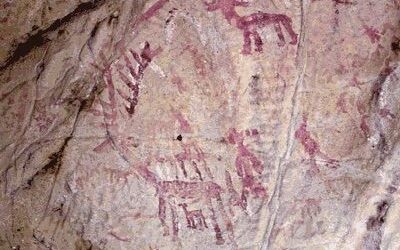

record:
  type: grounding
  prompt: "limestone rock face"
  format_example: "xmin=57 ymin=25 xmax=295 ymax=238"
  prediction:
xmin=0 ymin=0 xmax=400 ymax=249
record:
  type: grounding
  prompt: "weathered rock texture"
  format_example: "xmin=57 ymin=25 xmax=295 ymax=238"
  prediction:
xmin=1 ymin=0 xmax=400 ymax=249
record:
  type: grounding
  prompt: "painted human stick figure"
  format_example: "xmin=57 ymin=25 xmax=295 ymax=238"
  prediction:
xmin=227 ymin=128 xmax=267 ymax=207
xmin=204 ymin=0 xmax=298 ymax=54
xmin=179 ymin=203 xmax=208 ymax=230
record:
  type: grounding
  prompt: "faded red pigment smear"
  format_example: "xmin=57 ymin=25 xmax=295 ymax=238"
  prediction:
xmin=136 ymin=163 xmax=233 ymax=245
xmin=379 ymin=108 xmax=395 ymax=119
xmin=225 ymin=170 xmax=246 ymax=210
xmin=184 ymin=45 xmax=209 ymax=77
xmin=349 ymin=75 xmax=364 ymax=89
xmin=90 ymin=60 xmax=120 ymax=152
xmin=289 ymin=199 xmax=324 ymax=238
xmin=336 ymin=92 xmax=348 ymax=113
xmin=294 ymin=117 xmax=339 ymax=171
xmin=360 ymin=115 xmax=370 ymax=137
xmin=294 ymin=117 xmax=320 ymax=158
xmin=174 ymin=112 xmax=192 ymax=133
xmin=89 ymin=51 xmax=137 ymax=153
xmin=227 ymin=128 xmax=267 ymax=207
xmin=171 ymin=75 xmax=186 ymax=93
xmin=312 ymin=0 xmax=354 ymax=5
xmin=117 ymin=41 xmax=162 ymax=116
xmin=109 ymin=231 xmax=131 ymax=242
xmin=204 ymin=0 xmax=298 ymax=54
xmin=133 ymin=0 xmax=170 ymax=27
xmin=364 ymin=26 xmax=381 ymax=44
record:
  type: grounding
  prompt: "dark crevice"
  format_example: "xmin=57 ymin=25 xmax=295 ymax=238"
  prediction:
xmin=90 ymin=19 xmax=102 ymax=39
xmin=24 ymin=84 xmax=97 ymax=188
xmin=25 ymin=135 xmax=72 ymax=188
xmin=0 ymin=0 xmax=106 ymax=71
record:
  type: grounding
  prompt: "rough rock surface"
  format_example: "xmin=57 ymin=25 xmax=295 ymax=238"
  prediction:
xmin=0 ymin=0 xmax=400 ymax=249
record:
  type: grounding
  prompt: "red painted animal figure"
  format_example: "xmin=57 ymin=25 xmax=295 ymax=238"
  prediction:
xmin=204 ymin=0 xmax=298 ymax=54
xmin=227 ymin=128 xmax=267 ymax=207
xmin=179 ymin=203 xmax=208 ymax=230
xmin=137 ymin=163 xmax=234 ymax=245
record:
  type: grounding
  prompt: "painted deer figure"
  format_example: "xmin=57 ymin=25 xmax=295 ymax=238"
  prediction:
xmin=179 ymin=203 xmax=208 ymax=230
xmin=204 ymin=0 xmax=298 ymax=54
xmin=137 ymin=163 xmax=234 ymax=245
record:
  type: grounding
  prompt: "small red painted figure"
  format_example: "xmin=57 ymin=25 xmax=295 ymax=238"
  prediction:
xmin=294 ymin=116 xmax=338 ymax=173
xmin=179 ymin=203 xmax=208 ymax=230
xmin=204 ymin=0 xmax=298 ymax=54
xmin=227 ymin=128 xmax=267 ymax=208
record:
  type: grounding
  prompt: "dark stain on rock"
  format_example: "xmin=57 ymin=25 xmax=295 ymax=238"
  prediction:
xmin=0 ymin=0 xmax=106 ymax=71
xmin=370 ymin=67 xmax=393 ymax=106
xmin=75 ymin=238 xmax=94 ymax=250
xmin=363 ymin=200 xmax=390 ymax=249
xmin=25 ymin=136 xmax=72 ymax=187
xmin=391 ymin=37 xmax=400 ymax=54
xmin=366 ymin=200 xmax=389 ymax=231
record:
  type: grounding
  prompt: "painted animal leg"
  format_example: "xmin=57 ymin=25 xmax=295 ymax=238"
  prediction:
xmin=171 ymin=206 xmax=179 ymax=240
xmin=242 ymin=29 xmax=252 ymax=54
xmin=274 ymin=23 xmax=286 ymax=47
xmin=158 ymin=197 xmax=169 ymax=236
xmin=208 ymin=203 xmax=225 ymax=245
xmin=280 ymin=19 xmax=298 ymax=45
xmin=191 ymin=161 xmax=203 ymax=181
xmin=215 ymin=194 xmax=236 ymax=246
xmin=200 ymin=211 xmax=208 ymax=229
xmin=252 ymin=31 xmax=264 ymax=52
xmin=188 ymin=215 xmax=196 ymax=229
xmin=178 ymin=160 xmax=188 ymax=178
xmin=194 ymin=146 xmax=213 ymax=179
xmin=185 ymin=214 xmax=193 ymax=228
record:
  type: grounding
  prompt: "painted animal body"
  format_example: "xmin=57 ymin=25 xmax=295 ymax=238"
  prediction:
xmin=204 ymin=0 xmax=298 ymax=54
